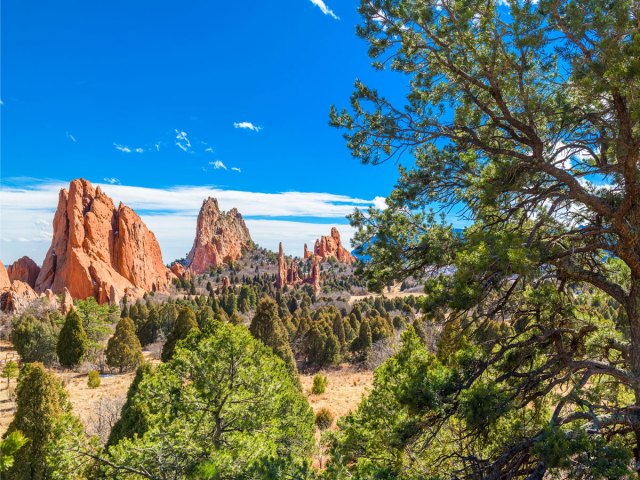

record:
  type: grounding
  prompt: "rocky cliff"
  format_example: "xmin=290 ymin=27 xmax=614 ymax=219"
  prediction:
xmin=186 ymin=198 xmax=252 ymax=275
xmin=7 ymin=256 xmax=40 ymax=288
xmin=312 ymin=227 xmax=355 ymax=264
xmin=34 ymin=178 xmax=172 ymax=304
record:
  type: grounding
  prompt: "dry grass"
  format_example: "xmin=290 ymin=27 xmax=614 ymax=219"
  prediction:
xmin=300 ymin=364 xmax=372 ymax=425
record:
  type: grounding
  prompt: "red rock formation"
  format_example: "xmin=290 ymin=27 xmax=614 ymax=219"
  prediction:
xmin=61 ymin=288 xmax=74 ymax=314
xmin=171 ymin=262 xmax=190 ymax=281
xmin=0 ymin=262 xmax=10 ymax=291
xmin=35 ymin=179 xmax=172 ymax=304
xmin=307 ymin=257 xmax=321 ymax=292
xmin=303 ymin=243 xmax=312 ymax=259
xmin=186 ymin=198 xmax=252 ymax=275
xmin=276 ymin=242 xmax=287 ymax=289
xmin=275 ymin=243 xmax=320 ymax=293
xmin=221 ymin=276 xmax=231 ymax=290
xmin=287 ymin=260 xmax=300 ymax=284
xmin=313 ymin=227 xmax=355 ymax=264
xmin=0 ymin=281 xmax=39 ymax=314
xmin=7 ymin=256 xmax=40 ymax=288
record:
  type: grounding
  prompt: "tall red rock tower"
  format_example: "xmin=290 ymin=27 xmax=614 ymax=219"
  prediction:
xmin=35 ymin=179 xmax=172 ymax=303
xmin=186 ymin=197 xmax=252 ymax=275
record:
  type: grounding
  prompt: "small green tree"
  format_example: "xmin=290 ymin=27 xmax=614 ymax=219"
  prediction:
xmin=311 ymin=374 xmax=327 ymax=395
xmin=2 ymin=361 xmax=19 ymax=390
xmin=4 ymin=363 xmax=86 ymax=479
xmin=106 ymin=317 xmax=143 ymax=373
xmin=87 ymin=370 xmax=101 ymax=389
xmin=350 ymin=320 xmax=372 ymax=361
xmin=56 ymin=309 xmax=88 ymax=368
xmin=315 ymin=408 xmax=334 ymax=431
xmin=160 ymin=307 xmax=198 ymax=362
xmin=250 ymin=297 xmax=298 ymax=382
xmin=11 ymin=315 xmax=59 ymax=365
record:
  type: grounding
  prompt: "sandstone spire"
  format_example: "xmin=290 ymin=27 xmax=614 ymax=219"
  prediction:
xmin=312 ymin=227 xmax=355 ymax=264
xmin=186 ymin=197 xmax=252 ymax=275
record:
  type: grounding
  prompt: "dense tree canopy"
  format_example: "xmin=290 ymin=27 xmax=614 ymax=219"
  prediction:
xmin=331 ymin=0 xmax=640 ymax=477
xmin=102 ymin=321 xmax=314 ymax=479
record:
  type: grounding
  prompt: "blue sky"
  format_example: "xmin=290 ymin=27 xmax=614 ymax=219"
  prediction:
xmin=1 ymin=0 xmax=411 ymax=264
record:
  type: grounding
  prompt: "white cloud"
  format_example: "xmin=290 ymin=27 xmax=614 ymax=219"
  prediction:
xmin=309 ymin=0 xmax=339 ymax=19
xmin=210 ymin=160 xmax=227 ymax=170
xmin=205 ymin=147 xmax=214 ymax=153
xmin=114 ymin=143 xmax=132 ymax=153
xmin=66 ymin=132 xmax=77 ymax=143
xmin=175 ymin=130 xmax=191 ymax=152
xmin=231 ymin=167 xmax=242 ymax=173
xmin=135 ymin=147 xmax=144 ymax=153
xmin=0 ymin=180 xmax=379 ymax=264
xmin=154 ymin=143 xmax=161 ymax=152
xmin=103 ymin=177 xmax=120 ymax=185
xmin=233 ymin=121 xmax=262 ymax=132
xmin=372 ymin=196 xmax=388 ymax=210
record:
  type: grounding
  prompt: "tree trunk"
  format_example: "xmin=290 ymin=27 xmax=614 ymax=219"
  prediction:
xmin=628 ymin=275 xmax=640 ymax=471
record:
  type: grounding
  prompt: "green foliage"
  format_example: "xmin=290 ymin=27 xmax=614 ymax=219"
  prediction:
xmin=315 ymin=408 xmax=334 ymax=431
xmin=106 ymin=317 xmax=143 ymax=373
xmin=5 ymin=363 xmax=86 ymax=479
xmin=107 ymin=362 xmax=154 ymax=447
xmin=350 ymin=320 xmax=372 ymax=360
xmin=74 ymin=297 xmax=118 ymax=361
xmin=87 ymin=370 xmax=101 ymax=389
xmin=56 ymin=309 xmax=88 ymax=368
xmin=11 ymin=314 xmax=60 ymax=365
xmin=103 ymin=321 xmax=314 ymax=478
xmin=312 ymin=374 xmax=327 ymax=395
xmin=160 ymin=307 xmax=198 ymax=362
xmin=2 ymin=361 xmax=19 ymax=389
xmin=250 ymin=297 xmax=299 ymax=381
xmin=0 ymin=431 xmax=27 ymax=473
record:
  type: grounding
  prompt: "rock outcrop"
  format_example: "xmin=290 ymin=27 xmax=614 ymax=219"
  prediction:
xmin=186 ymin=198 xmax=252 ymax=275
xmin=303 ymin=243 xmax=312 ymax=259
xmin=7 ymin=256 xmax=40 ymax=288
xmin=276 ymin=243 xmax=320 ymax=292
xmin=171 ymin=262 xmax=190 ymax=281
xmin=312 ymin=227 xmax=355 ymax=264
xmin=0 ymin=262 xmax=10 ymax=291
xmin=34 ymin=178 xmax=172 ymax=304
xmin=0 ymin=280 xmax=39 ymax=314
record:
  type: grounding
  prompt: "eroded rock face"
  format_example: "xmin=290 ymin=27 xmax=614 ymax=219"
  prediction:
xmin=313 ymin=227 xmax=355 ymax=264
xmin=0 ymin=262 xmax=10 ymax=291
xmin=7 ymin=256 xmax=40 ymax=288
xmin=303 ymin=243 xmax=312 ymax=259
xmin=34 ymin=179 xmax=172 ymax=304
xmin=186 ymin=198 xmax=252 ymax=275
xmin=171 ymin=262 xmax=191 ymax=281
xmin=0 ymin=281 xmax=39 ymax=314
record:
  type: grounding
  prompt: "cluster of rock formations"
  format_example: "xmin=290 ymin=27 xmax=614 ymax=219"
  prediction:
xmin=0 ymin=260 xmax=73 ymax=315
xmin=305 ymin=227 xmax=355 ymax=264
xmin=184 ymin=198 xmax=252 ymax=275
xmin=276 ymin=243 xmax=320 ymax=292
xmin=1 ymin=178 xmax=357 ymax=313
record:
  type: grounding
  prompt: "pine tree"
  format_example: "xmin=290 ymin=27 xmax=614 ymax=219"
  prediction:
xmin=351 ymin=319 xmax=372 ymax=360
xmin=107 ymin=362 xmax=153 ymax=447
xmin=249 ymin=297 xmax=298 ymax=381
xmin=106 ymin=317 xmax=143 ymax=373
xmin=56 ymin=309 xmax=88 ymax=368
xmin=4 ymin=363 xmax=75 ymax=479
xmin=161 ymin=307 xmax=198 ymax=362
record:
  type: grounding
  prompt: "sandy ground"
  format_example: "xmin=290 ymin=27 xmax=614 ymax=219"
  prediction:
xmin=0 ymin=341 xmax=373 ymax=443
